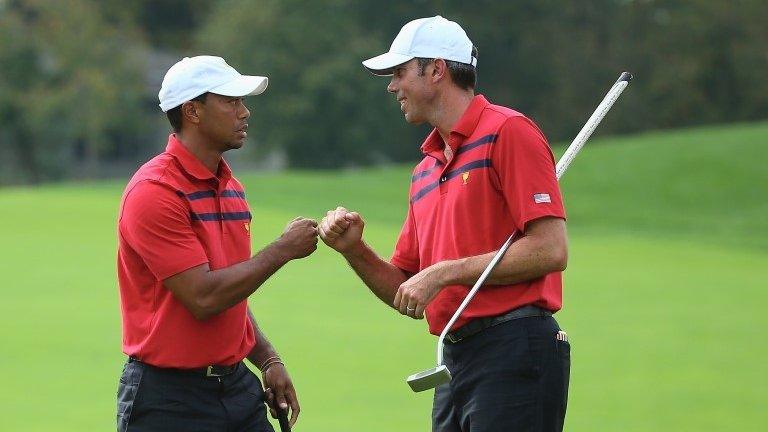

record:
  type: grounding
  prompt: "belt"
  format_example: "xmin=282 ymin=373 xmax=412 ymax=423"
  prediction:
xmin=128 ymin=357 xmax=240 ymax=377
xmin=445 ymin=305 xmax=552 ymax=344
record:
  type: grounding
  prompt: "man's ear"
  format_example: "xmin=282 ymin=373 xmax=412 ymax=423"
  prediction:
xmin=182 ymin=101 xmax=202 ymax=126
xmin=432 ymin=58 xmax=448 ymax=83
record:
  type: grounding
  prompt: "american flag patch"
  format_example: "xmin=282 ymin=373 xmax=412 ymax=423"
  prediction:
xmin=533 ymin=193 xmax=551 ymax=204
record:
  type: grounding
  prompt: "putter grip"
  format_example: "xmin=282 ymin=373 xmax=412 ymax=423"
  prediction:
xmin=277 ymin=407 xmax=291 ymax=432
xmin=617 ymin=71 xmax=633 ymax=82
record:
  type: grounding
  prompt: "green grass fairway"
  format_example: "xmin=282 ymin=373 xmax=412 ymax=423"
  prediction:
xmin=0 ymin=121 xmax=766 ymax=431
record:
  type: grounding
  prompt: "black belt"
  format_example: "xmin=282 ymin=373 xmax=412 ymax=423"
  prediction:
xmin=445 ymin=305 xmax=552 ymax=344
xmin=128 ymin=357 xmax=240 ymax=377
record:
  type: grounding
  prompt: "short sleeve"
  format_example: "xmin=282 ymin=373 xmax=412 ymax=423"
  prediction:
xmin=119 ymin=181 xmax=209 ymax=280
xmin=493 ymin=116 xmax=566 ymax=231
xmin=390 ymin=203 xmax=420 ymax=274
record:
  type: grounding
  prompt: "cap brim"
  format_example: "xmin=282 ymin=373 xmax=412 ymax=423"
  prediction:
xmin=210 ymin=75 xmax=269 ymax=97
xmin=362 ymin=52 xmax=413 ymax=76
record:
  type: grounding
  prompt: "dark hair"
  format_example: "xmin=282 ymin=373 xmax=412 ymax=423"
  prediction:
xmin=417 ymin=46 xmax=478 ymax=90
xmin=166 ymin=93 xmax=208 ymax=133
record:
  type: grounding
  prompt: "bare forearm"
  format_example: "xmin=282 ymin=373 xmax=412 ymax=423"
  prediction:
xmin=443 ymin=234 xmax=567 ymax=287
xmin=246 ymin=309 xmax=280 ymax=368
xmin=165 ymin=218 xmax=318 ymax=321
xmin=193 ymin=241 xmax=290 ymax=319
xmin=342 ymin=241 xmax=409 ymax=307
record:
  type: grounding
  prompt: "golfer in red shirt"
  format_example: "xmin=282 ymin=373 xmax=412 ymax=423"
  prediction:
xmin=117 ymin=56 xmax=317 ymax=432
xmin=320 ymin=17 xmax=570 ymax=431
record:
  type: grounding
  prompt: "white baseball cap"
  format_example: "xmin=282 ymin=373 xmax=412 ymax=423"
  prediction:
xmin=158 ymin=55 xmax=268 ymax=112
xmin=362 ymin=16 xmax=476 ymax=76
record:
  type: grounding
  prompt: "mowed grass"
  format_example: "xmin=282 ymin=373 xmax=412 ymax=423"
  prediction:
xmin=0 ymin=121 xmax=766 ymax=431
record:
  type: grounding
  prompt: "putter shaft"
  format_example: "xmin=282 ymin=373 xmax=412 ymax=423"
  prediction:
xmin=407 ymin=71 xmax=633 ymax=393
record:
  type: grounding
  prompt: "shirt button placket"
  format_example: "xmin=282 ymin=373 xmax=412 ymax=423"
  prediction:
xmin=214 ymin=190 xmax=224 ymax=227
xmin=438 ymin=174 xmax=448 ymax=196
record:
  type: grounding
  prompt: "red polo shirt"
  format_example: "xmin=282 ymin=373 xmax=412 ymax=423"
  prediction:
xmin=391 ymin=95 xmax=566 ymax=336
xmin=117 ymin=134 xmax=255 ymax=368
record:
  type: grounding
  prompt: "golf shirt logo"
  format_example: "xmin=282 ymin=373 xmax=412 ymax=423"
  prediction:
xmin=461 ymin=172 xmax=470 ymax=185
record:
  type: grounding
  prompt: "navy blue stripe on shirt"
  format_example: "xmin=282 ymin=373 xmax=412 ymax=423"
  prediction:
xmin=220 ymin=190 xmax=246 ymax=198
xmin=410 ymin=158 xmax=492 ymax=203
xmin=412 ymin=159 xmax=444 ymax=183
xmin=186 ymin=190 xmax=216 ymax=200
xmin=190 ymin=211 xmax=252 ymax=222
xmin=413 ymin=135 xmax=495 ymax=184
xmin=444 ymin=158 xmax=493 ymax=181
xmin=455 ymin=134 xmax=498 ymax=157
xmin=410 ymin=181 xmax=441 ymax=203
xmin=181 ymin=189 xmax=246 ymax=200
xmin=412 ymin=167 xmax=437 ymax=183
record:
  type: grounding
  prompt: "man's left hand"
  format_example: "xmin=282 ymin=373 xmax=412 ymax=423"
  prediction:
xmin=263 ymin=363 xmax=300 ymax=427
xmin=393 ymin=262 xmax=450 ymax=319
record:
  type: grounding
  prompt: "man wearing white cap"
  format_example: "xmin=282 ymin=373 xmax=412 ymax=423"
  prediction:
xmin=320 ymin=17 xmax=570 ymax=431
xmin=116 ymin=56 xmax=316 ymax=431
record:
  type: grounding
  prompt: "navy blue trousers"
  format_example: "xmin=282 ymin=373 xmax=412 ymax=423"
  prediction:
xmin=117 ymin=359 xmax=274 ymax=432
xmin=432 ymin=316 xmax=570 ymax=432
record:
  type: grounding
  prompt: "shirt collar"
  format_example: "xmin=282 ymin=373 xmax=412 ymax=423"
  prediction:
xmin=165 ymin=134 xmax=232 ymax=184
xmin=420 ymin=94 xmax=490 ymax=156
xmin=452 ymin=94 xmax=489 ymax=138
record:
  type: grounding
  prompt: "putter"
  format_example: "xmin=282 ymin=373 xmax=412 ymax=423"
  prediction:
xmin=406 ymin=71 xmax=633 ymax=392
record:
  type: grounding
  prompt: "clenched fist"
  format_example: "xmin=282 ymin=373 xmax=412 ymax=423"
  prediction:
xmin=318 ymin=206 xmax=365 ymax=254
xmin=275 ymin=217 xmax=318 ymax=260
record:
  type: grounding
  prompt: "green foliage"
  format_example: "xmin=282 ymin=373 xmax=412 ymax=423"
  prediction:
xmin=0 ymin=0 xmax=766 ymax=181
xmin=0 ymin=0 xmax=155 ymax=183
xmin=193 ymin=0 xmax=768 ymax=168
xmin=197 ymin=0 xmax=427 ymax=167
xmin=0 ymin=123 xmax=766 ymax=430
xmin=97 ymin=0 xmax=214 ymax=50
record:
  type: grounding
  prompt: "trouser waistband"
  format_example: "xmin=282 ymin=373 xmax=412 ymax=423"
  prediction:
xmin=445 ymin=305 xmax=552 ymax=344
xmin=128 ymin=357 xmax=240 ymax=377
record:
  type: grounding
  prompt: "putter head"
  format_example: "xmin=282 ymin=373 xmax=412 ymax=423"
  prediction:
xmin=406 ymin=365 xmax=452 ymax=392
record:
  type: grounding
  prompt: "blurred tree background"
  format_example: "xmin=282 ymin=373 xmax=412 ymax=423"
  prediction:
xmin=0 ymin=0 xmax=766 ymax=183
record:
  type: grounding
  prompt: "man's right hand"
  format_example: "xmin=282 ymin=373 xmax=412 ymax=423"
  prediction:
xmin=275 ymin=217 xmax=319 ymax=260
xmin=319 ymin=206 xmax=365 ymax=254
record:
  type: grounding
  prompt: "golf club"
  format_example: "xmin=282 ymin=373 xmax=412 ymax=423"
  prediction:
xmin=277 ymin=407 xmax=291 ymax=432
xmin=406 ymin=71 xmax=633 ymax=392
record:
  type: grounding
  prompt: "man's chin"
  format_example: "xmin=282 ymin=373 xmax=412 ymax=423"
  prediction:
xmin=404 ymin=113 xmax=425 ymax=125
xmin=225 ymin=140 xmax=245 ymax=151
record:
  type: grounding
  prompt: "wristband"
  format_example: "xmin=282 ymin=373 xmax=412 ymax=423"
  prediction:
xmin=260 ymin=355 xmax=284 ymax=372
